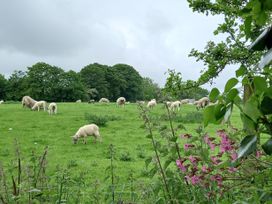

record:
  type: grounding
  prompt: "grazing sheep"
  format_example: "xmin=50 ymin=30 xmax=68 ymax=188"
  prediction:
xmin=32 ymin=101 xmax=47 ymax=111
xmin=0 ymin=100 xmax=4 ymax=104
xmin=72 ymin=124 xmax=101 ymax=144
xmin=166 ymin=101 xmax=172 ymax=108
xmin=170 ymin=101 xmax=181 ymax=111
xmin=99 ymin=98 xmax=110 ymax=103
xmin=76 ymin=99 xmax=82 ymax=103
xmin=181 ymin=99 xmax=189 ymax=104
xmin=116 ymin=97 xmax=126 ymax=107
xmin=137 ymin=100 xmax=145 ymax=105
xmin=195 ymin=97 xmax=209 ymax=110
xmin=48 ymin=102 xmax=57 ymax=115
xmin=88 ymin=99 xmax=95 ymax=103
xmin=147 ymin=99 xmax=157 ymax=108
xmin=22 ymin=96 xmax=37 ymax=109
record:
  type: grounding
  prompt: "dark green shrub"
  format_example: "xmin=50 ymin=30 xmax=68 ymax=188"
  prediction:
xmin=84 ymin=113 xmax=119 ymax=127
xmin=119 ymin=151 xmax=133 ymax=162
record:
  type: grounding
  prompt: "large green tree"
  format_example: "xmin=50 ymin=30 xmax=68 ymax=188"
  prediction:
xmin=112 ymin=64 xmax=143 ymax=101
xmin=0 ymin=74 xmax=7 ymax=100
xmin=6 ymin=70 xmax=27 ymax=101
xmin=80 ymin=63 xmax=110 ymax=100
xmin=142 ymin=77 xmax=161 ymax=100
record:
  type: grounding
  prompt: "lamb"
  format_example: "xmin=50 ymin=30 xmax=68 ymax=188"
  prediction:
xmin=32 ymin=101 xmax=47 ymax=111
xmin=99 ymin=98 xmax=110 ymax=103
xmin=180 ymin=99 xmax=189 ymax=104
xmin=48 ymin=102 xmax=57 ymax=115
xmin=0 ymin=100 xmax=4 ymax=104
xmin=116 ymin=97 xmax=126 ymax=107
xmin=147 ymin=99 xmax=157 ymax=108
xmin=22 ymin=96 xmax=37 ymax=109
xmin=71 ymin=124 xmax=101 ymax=144
xmin=76 ymin=99 xmax=82 ymax=103
xmin=170 ymin=101 xmax=181 ymax=111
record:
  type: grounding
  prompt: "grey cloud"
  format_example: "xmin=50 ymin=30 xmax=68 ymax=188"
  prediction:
xmin=0 ymin=0 xmax=226 ymax=89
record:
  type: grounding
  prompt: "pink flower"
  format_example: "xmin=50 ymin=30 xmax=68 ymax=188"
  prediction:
xmin=201 ymin=165 xmax=208 ymax=173
xmin=180 ymin=133 xmax=192 ymax=139
xmin=230 ymin=152 xmax=238 ymax=161
xmin=211 ymin=156 xmax=222 ymax=165
xmin=189 ymin=155 xmax=199 ymax=165
xmin=176 ymin=160 xmax=187 ymax=172
xmin=211 ymin=174 xmax=223 ymax=187
xmin=227 ymin=167 xmax=237 ymax=173
xmin=191 ymin=175 xmax=201 ymax=185
xmin=256 ymin=151 xmax=262 ymax=158
xmin=184 ymin=143 xmax=195 ymax=151
xmin=209 ymin=142 xmax=216 ymax=151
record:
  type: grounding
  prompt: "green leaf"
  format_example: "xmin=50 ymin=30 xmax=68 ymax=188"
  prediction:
xmin=262 ymin=138 xmax=272 ymax=155
xmin=243 ymin=96 xmax=261 ymax=122
xmin=203 ymin=105 xmax=216 ymax=127
xmin=240 ymin=113 xmax=257 ymax=134
xmin=224 ymin=105 xmax=233 ymax=123
xmin=260 ymin=96 xmax=272 ymax=115
xmin=145 ymin=157 xmax=152 ymax=168
xmin=236 ymin=65 xmax=247 ymax=77
xmin=244 ymin=17 xmax=252 ymax=38
xmin=253 ymin=76 xmax=267 ymax=93
xmin=226 ymin=88 xmax=239 ymax=102
xmin=237 ymin=135 xmax=257 ymax=159
xmin=209 ymin=88 xmax=220 ymax=102
xmin=214 ymin=104 xmax=226 ymax=122
xmin=224 ymin=78 xmax=239 ymax=93
xmin=163 ymin=158 xmax=172 ymax=170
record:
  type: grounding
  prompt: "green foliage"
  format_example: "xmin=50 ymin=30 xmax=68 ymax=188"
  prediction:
xmin=163 ymin=70 xmax=209 ymax=99
xmin=6 ymin=70 xmax=27 ymax=101
xmin=84 ymin=113 xmax=119 ymax=127
xmin=0 ymin=74 xmax=8 ymax=100
xmin=142 ymin=77 xmax=161 ymax=100
xmin=119 ymin=151 xmax=133 ymax=161
xmin=237 ymin=134 xmax=257 ymax=159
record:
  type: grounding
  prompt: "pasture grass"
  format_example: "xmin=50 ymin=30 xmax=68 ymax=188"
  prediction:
xmin=0 ymin=103 xmax=243 ymax=190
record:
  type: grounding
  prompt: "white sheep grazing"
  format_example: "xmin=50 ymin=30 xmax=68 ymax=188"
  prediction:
xmin=76 ymin=99 xmax=82 ymax=103
xmin=147 ymin=100 xmax=157 ymax=108
xmin=72 ymin=124 xmax=101 ymax=144
xmin=170 ymin=101 xmax=181 ymax=111
xmin=181 ymin=99 xmax=189 ymax=105
xmin=166 ymin=101 xmax=172 ymax=108
xmin=32 ymin=101 xmax=47 ymax=111
xmin=99 ymin=98 xmax=110 ymax=103
xmin=0 ymin=100 xmax=4 ymax=104
xmin=116 ymin=97 xmax=126 ymax=107
xmin=48 ymin=102 xmax=57 ymax=115
xmin=195 ymin=97 xmax=209 ymax=110
xmin=22 ymin=96 xmax=37 ymax=109
xmin=88 ymin=99 xmax=95 ymax=103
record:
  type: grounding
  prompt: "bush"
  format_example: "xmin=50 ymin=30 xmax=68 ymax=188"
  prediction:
xmin=84 ymin=113 xmax=119 ymax=127
xmin=119 ymin=151 xmax=133 ymax=161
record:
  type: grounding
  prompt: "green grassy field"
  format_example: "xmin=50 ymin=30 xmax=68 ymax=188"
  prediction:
xmin=0 ymin=103 xmax=243 ymax=192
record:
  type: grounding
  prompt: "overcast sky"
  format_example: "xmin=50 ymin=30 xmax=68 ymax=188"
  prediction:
xmin=0 ymin=0 xmax=237 ymax=90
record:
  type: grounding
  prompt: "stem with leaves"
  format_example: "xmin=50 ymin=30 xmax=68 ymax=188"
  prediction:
xmin=138 ymin=104 xmax=172 ymax=203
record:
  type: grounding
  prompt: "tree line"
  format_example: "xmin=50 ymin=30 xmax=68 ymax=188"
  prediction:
xmin=0 ymin=62 xmax=208 ymax=102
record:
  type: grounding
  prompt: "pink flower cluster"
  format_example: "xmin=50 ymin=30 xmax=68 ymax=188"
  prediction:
xmin=177 ymin=129 xmax=239 ymax=197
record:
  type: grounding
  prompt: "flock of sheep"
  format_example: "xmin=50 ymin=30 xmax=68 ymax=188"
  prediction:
xmin=1 ymin=95 xmax=210 ymax=145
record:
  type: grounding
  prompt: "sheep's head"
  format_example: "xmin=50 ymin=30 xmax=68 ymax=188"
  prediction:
xmin=71 ymin=135 xmax=78 ymax=144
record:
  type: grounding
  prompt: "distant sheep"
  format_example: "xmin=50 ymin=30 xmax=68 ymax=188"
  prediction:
xmin=32 ymin=101 xmax=47 ymax=111
xmin=48 ymin=102 xmax=57 ymax=115
xmin=116 ymin=97 xmax=126 ymax=107
xmin=72 ymin=124 xmax=101 ymax=144
xmin=88 ymin=99 xmax=95 ymax=103
xmin=181 ymin=99 xmax=189 ymax=104
xmin=195 ymin=97 xmax=209 ymax=110
xmin=170 ymin=101 xmax=181 ymax=111
xmin=0 ymin=100 xmax=4 ymax=104
xmin=76 ymin=99 xmax=82 ymax=103
xmin=137 ymin=100 xmax=145 ymax=105
xmin=166 ymin=101 xmax=172 ymax=108
xmin=147 ymin=99 xmax=157 ymax=108
xmin=99 ymin=98 xmax=110 ymax=103
xmin=22 ymin=96 xmax=37 ymax=109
